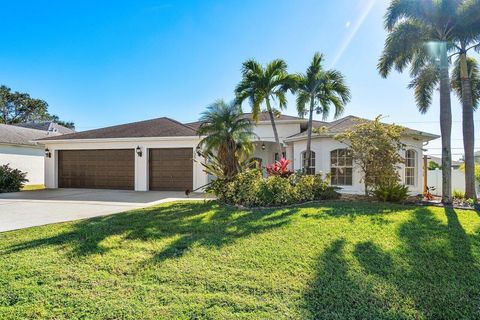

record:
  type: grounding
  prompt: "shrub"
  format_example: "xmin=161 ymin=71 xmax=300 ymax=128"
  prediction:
xmin=266 ymin=158 xmax=293 ymax=177
xmin=452 ymin=189 xmax=466 ymax=200
xmin=373 ymin=182 xmax=409 ymax=202
xmin=0 ymin=164 xmax=28 ymax=193
xmin=208 ymin=170 xmax=340 ymax=207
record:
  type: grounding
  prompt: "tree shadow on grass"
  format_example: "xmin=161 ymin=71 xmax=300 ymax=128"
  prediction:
xmin=3 ymin=201 xmax=299 ymax=262
xmin=304 ymin=239 xmax=402 ymax=319
xmin=351 ymin=207 xmax=480 ymax=319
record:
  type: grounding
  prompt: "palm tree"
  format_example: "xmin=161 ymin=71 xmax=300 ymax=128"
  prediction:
xmin=295 ymin=52 xmax=351 ymax=174
xmin=453 ymin=55 xmax=480 ymax=197
xmin=451 ymin=2 xmax=480 ymax=199
xmin=235 ymin=59 xmax=296 ymax=155
xmin=378 ymin=0 xmax=465 ymax=204
xmin=197 ymin=100 xmax=255 ymax=179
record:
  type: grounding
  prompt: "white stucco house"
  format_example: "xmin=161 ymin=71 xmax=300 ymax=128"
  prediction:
xmin=0 ymin=122 xmax=74 ymax=186
xmin=38 ymin=113 xmax=438 ymax=195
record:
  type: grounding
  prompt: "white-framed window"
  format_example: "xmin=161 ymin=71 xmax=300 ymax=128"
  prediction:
xmin=405 ymin=149 xmax=417 ymax=186
xmin=274 ymin=152 xmax=286 ymax=161
xmin=301 ymin=150 xmax=316 ymax=174
xmin=330 ymin=149 xmax=353 ymax=185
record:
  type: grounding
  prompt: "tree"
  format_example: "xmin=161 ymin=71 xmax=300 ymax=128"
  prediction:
xmin=0 ymin=85 xmax=74 ymax=128
xmin=295 ymin=52 xmax=351 ymax=174
xmin=428 ymin=160 xmax=442 ymax=170
xmin=335 ymin=116 xmax=405 ymax=196
xmin=197 ymin=100 xmax=255 ymax=179
xmin=235 ymin=59 xmax=296 ymax=155
xmin=377 ymin=0 xmax=470 ymax=204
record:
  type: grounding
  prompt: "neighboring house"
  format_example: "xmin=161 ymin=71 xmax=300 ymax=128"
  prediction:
xmin=427 ymin=155 xmax=462 ymax=170
xmin=0 ymin=123 xmax=72 ymax=186
xmin=38 ymin=113 xmax=438 ymax=195
xmin=15 ymin=121 xmax=75 ymax=135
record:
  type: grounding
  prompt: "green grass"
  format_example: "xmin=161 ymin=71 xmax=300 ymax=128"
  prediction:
xmin=21 ymin=184 xmax=45 ymax=191
xmin=0 ymin=201 xmax=479 ymax=319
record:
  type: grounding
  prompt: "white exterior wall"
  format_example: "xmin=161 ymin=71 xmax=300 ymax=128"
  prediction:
xmin=42 ymin=137 xmax=208 ymax=191
xmin=0 ymin=144 xmax=45 ymax=185
xmin=291 ymin=136 xmax=425 ymax=195
xmin=253 ymin=122 xmax=301 ymax=143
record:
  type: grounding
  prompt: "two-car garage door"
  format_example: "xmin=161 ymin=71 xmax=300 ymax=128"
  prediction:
xmin=57 ymin=148 xmax=193 ymax=191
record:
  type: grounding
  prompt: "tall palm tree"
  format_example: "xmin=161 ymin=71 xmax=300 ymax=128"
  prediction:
xmin=235 ymin=59 xmax=296 ymax=155
xmin=451 ymin=2 xmax=480 ymax=199
xmin=197 ymin=100 xmax=255 ymax=179
xmin=295 ymin=52 xmax=351 ymax=174
xmin=378 ymin=0 xmax=466 ymax=204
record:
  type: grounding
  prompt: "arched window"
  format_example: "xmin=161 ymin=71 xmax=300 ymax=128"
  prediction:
xmin=405 ymin=149 xmax=417 ymax=186
xmin=301 ymin=151 xmax=316 ymax=174
xmin=330 ymin=149 xmax=353 ymax=185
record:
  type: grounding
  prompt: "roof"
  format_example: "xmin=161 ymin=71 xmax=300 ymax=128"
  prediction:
xmin=184 ymin=112 xmax=328 ymax=130
xmin=427 ymin=155 xmax=462 ymax=167
xmin=15 ymin=122 xmax=75 ymax=134
xmin=0 ymin=124 xmax=59 ymax=146
xmin=285 ymin=115 xmax=439 ymax=141
xmin=39 ymin=117 xmax=198 ymax=141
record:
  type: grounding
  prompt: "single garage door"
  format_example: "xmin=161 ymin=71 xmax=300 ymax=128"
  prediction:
xmin=58 ymin=149 xmax=134 ymax=190
xmin=149 ymin=148 xmax=193 ymax=191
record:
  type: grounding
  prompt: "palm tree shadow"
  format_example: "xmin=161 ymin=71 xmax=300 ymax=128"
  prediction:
xmin=352 ymin=207 xmax=480 ymax=319
xmin=304 ymin=239 xmax=397 ymax=319
xmin=4 ymin=202 xmax=298 ymax=264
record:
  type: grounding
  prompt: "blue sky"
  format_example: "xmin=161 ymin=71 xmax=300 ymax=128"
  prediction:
xmin=1 ymin=0 xmax=478 ymax=159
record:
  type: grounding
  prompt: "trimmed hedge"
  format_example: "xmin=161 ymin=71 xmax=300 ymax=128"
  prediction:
xmin=208 ymin=169 xmax=340 ymax=207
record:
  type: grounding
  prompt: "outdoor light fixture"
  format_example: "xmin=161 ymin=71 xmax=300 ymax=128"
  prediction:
xmin=261 ymin=143 xmax=266 ymax=151
xmin=45 ymin=148 xmax=51 ymax=158
xmin=196 ymin=145 xmax=202 ymax=157
xmin=136 ymin=146 xmax=142 ymax=157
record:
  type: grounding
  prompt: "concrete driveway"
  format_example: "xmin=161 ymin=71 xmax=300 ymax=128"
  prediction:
xmin=0 ymin=189 xmax=209 ymax=233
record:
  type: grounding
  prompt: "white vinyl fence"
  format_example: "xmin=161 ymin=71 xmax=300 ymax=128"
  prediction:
xmin=426 ymin=169 xmax=477 ymax=196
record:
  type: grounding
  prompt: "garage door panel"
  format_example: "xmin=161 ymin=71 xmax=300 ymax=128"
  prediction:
xmin=149 ymin=148 xmax=193 ymax=191
xmin=58 ymin=149 xmax=134 ymax=190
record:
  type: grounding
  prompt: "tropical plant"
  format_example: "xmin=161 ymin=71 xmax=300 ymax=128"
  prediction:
xmin=197 ymin=100 xmax=255 ymax=179
xmin=235 ymin=59 xmax=296 ymax=155
xmin=377 ymin=0 xmax=467 ymax=203
xmin=0 ymin=164 xmax=28 ymax=193
xmin=373 ymin=181 xmax=409 ymax=202
xmin=266 ymin=158 xmax=293 ymax=177
xmin=295 ymin=52 xmax=351 ymax=174
xmin=335 ymin=116 xmax=405 ymax=195
xmin=428 ymin=160 xmax=441 ymax=170
xmin=452 ymin=53 xmax=480 ymax=199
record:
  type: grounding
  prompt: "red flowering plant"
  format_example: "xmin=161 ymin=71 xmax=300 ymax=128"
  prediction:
xmin=266 ymin=158 xmax=293 ymax=178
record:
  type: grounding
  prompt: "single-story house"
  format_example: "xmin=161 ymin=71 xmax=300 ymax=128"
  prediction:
xmin=38 ymin=113 xmax=438 ymax=195
xmin=0 ymin=122 xmax=73 ymax=186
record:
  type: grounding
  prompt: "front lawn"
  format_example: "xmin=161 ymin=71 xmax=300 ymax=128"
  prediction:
xmin=0 ymin=201 xmax=479 ymax=319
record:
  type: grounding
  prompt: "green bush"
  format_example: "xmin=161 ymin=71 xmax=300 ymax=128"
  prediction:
xmin=208 ymin=171 xmax=340 ymax=207
xmin=373 ymin=182 xmax=409 ymax=202
xmin=0 ymin=164 xmax=28 ymax=193
xmin=452 ymin=189 xmax=466 ymax=200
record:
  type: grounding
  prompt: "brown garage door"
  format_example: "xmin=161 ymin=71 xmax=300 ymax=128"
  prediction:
xmin=149 ymin=148 xmax=193 ymax=191
xmin=58 ymin=149 xmax=134 ymax=190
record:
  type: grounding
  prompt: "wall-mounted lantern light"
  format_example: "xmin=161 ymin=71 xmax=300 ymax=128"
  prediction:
xmin=196 ymin=145 xmax=202 ymax=157
xmin=45 ymin=148 xmax=51 ymax=158
xmin=136 ymin=146 xmax=142 ymax=157
xmin=261 ymin=143 xmax=266 ymax=151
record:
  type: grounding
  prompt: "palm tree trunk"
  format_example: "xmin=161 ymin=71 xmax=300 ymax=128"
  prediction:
xmin=439 ymin=41 xmax=453 ymax=204
xmin=265 ymin=97 xmax=283 ymax=156
xmin=459 ymin=51 xmax=476 ymax=200
xmin=304 ymin=96 xmax=315 ymax=174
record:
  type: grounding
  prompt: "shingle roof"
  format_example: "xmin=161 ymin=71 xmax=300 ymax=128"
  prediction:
xmin=0 ymin=124 xmax=58 ymax=146
xmin=15 ymin=122 xmax=75 ymax=134
xmin=39 ymin=117 xmax=198 ymax=141
xmin=286 ymin=115 xmax=439 ymax=141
